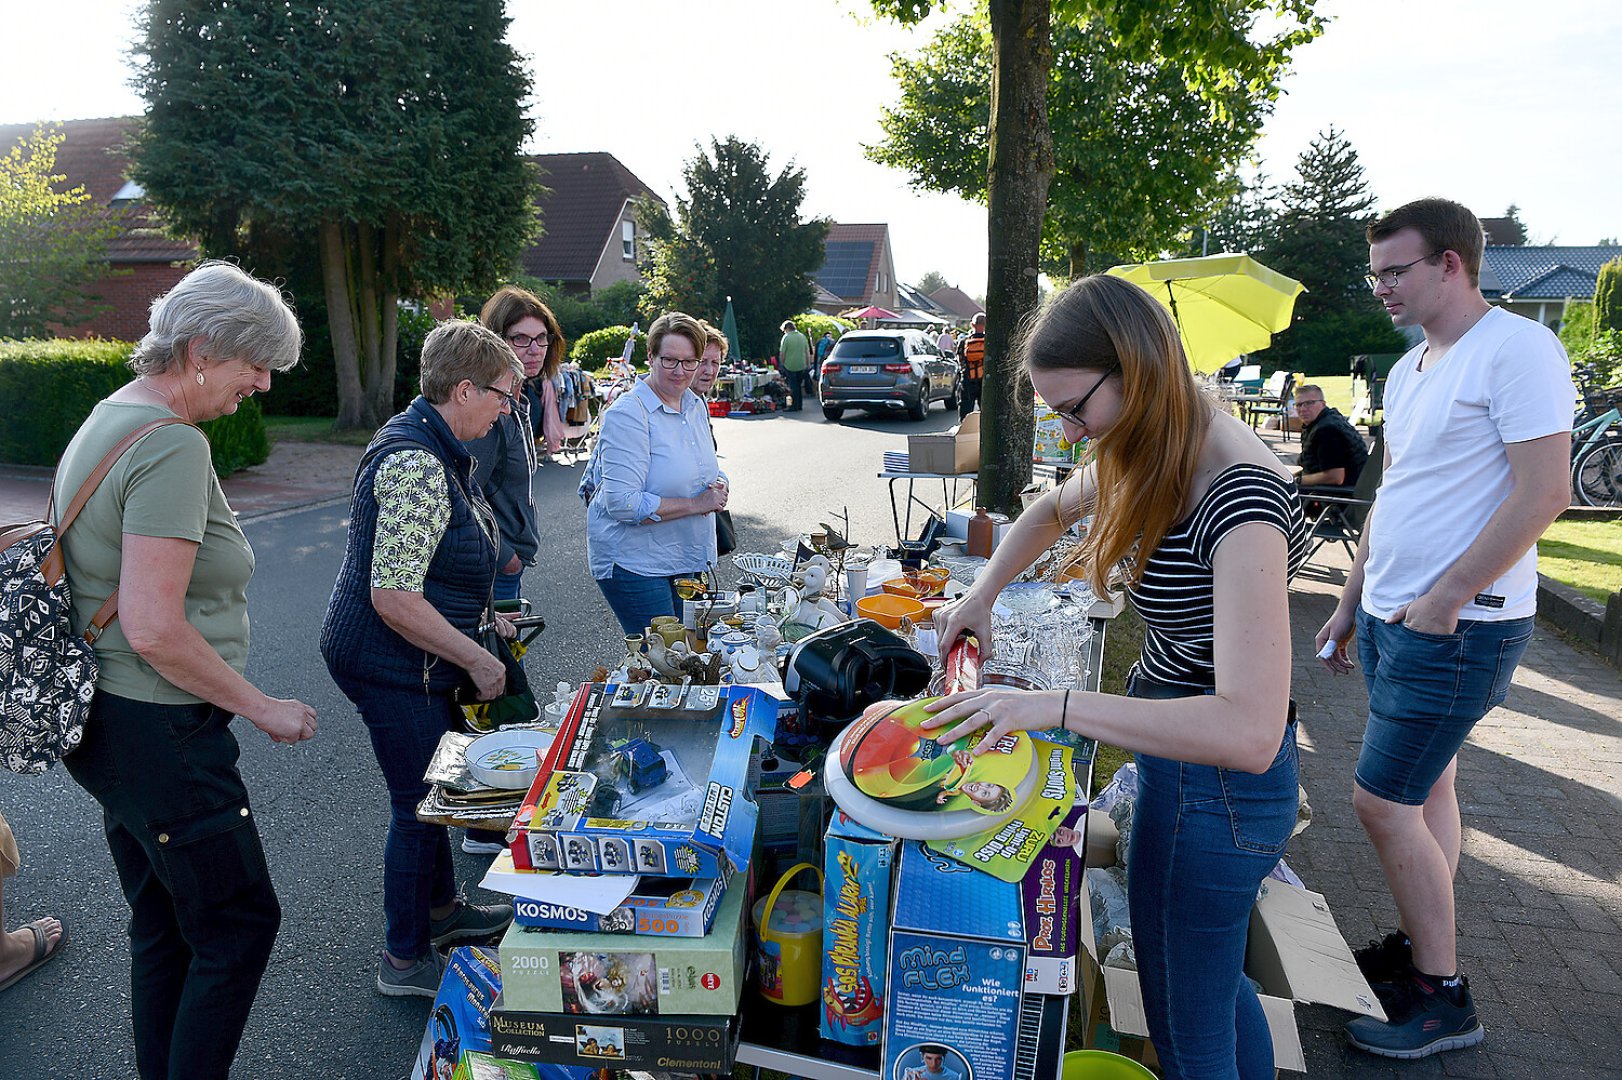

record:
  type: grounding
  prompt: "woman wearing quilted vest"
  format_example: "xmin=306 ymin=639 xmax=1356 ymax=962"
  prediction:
xmin=320 ymin=321 xmax=521 ymax=998
xmin=52 ymin=261 xmax=316 ymax=1080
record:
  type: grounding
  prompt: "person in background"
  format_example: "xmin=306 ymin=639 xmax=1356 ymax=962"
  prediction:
xmin=930 ymin=274 xmax=1306 ymax=1077
xmin=778 ymin=318 xmax=813 ymax=412
xmin=585 ymin=312 xmax=727 ymax=635
xmin=696 ymin=321 xmax=726 ymax=400
xmin=1294 ymin=383 xmax=1368 ymax=489
xmin=1316 ymin=198 xmax=1573 ymax=1061
xmin=0 ymin=810 xmax=66 ymax=995
xmin=816 ymin=329 xmax=836 ymax=368
xmin=955 ymin=312 xmax=986 ymax=418
xmin=54 ymin=260 xmax=317 ymax=1079
xmin=321 ymin=321 xmax=521 ymax=999
xmin=935 ymin=325 xmax=956 ymax=359
xmin=468 ymin=286 xmax=564 ymax=605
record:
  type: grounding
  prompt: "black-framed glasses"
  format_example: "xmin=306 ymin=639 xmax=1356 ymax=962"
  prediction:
xmin=656 ymin=355 xmax=701 ymax=371
xmin=483 ymin=384 xmax=519 ymax=407
xmin=1294 ymin=397 xmax=1326 ymax=410
xmin=507 ymin=332 xmax=550 ymax=349
xmin=1364 ymin=250 xmax=1442 ymax=291
xmin=1053 ymin=365 xmax=1117 ymax=429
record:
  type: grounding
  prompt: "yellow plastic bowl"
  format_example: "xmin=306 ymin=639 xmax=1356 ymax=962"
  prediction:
xmin=1061 ymin=1050 xmax=1157 ymax=1080
xmin=856 ymin=592 xmax=929 ymax=629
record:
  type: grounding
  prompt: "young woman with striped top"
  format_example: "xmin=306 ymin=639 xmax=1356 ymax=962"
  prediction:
xmin=929 ymin=274 xmax=1307 ymax=1079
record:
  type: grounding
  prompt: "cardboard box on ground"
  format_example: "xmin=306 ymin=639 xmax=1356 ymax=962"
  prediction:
xmin=908 ymin=413 xmax=980 ymax=475
xmin=1078 ymin=812 xmax=1386 ymax=1073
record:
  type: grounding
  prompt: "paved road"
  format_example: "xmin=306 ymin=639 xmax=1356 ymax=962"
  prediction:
xmin=4 ymin=402 xmax=1620 ymax=1078
xmin=0 ymin=404 xmax=958 ymax=1080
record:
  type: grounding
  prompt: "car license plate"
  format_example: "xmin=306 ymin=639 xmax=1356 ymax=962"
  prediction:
xmin=851 ymin=364 xmax=878 ymax=374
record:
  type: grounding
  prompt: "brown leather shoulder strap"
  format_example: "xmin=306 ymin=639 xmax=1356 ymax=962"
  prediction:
xmin=43 ymin=417 xmax=195 ymax=586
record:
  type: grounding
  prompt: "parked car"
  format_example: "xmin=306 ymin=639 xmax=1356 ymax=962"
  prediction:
xmin=818 ymin=329 xmax=960 ymax=422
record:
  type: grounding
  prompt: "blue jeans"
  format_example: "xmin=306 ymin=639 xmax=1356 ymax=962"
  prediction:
xmin=595 ymin=564 xmax=695 ymax=637
xmin=493 ymin=569 xmax=524 ymax=604
xmin=65 ymin=692 xmax=282 ymax=1080
xmin=331 ymin=677 xmax=458 ymax=962
xmin=1126 ymin=673 xmax=1299 ymax=1080
xmin=1354 ymin=609 xmax=1534 ymax=805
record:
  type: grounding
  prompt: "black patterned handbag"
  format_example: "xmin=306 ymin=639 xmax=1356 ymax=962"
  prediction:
xmin=0 ymin=418 xmax=188 ymax=775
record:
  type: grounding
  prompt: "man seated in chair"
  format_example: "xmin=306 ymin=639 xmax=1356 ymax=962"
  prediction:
xmin=1294 ymin=384 xmax=1368 ymax=513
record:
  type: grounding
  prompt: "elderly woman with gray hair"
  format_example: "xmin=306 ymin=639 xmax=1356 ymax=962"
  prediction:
xmin=321 ymin=320 xmax=522 ymax=999
xmin=53 ymin=260 xmax=316 ymax=1080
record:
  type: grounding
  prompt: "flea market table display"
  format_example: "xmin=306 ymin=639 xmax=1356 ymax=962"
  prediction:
xmin=406 ymin=530 xmax=1123 ymax=1080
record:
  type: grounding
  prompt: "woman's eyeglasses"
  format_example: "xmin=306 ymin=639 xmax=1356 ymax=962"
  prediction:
xmin=656 ymin=356 xmax=701 ymax=371
xmin=1054 ymin=365 xmax=1117 ymax=428
xmin=507 ymin=332 xmax=550 ymax=349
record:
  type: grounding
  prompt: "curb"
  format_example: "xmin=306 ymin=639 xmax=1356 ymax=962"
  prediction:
xmin=1537 ymin=574 xmax=1622 ymax=668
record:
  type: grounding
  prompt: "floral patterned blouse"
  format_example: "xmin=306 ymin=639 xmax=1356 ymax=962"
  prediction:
xmin=369 ymin=449 xmax=451 ymax=591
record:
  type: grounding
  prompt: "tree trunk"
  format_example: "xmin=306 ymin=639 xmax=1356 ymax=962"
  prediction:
xmin=1068 ymin=239 xmax=1089 ymax=281
xmin=981 ymin=0 xmax=1055 ymax=515
xmin=321 ymin=220 xmax=368 ymax=430
xmin=375 ymin=214 xmax=402 ymax=420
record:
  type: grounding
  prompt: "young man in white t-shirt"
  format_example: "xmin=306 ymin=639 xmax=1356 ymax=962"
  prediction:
xmin=1316 ymin=198 xmax=1573 ymax=1060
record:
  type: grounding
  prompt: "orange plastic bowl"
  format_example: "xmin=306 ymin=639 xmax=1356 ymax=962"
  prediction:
xmin=881 ymin=580 xmax=923 ymax=599
xmin=856 ymin=593 xmax=930 ymax=629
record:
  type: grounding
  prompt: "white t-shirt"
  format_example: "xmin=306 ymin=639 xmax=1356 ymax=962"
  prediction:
xmin=1363 ymin=305 xmax=1574 ymax=621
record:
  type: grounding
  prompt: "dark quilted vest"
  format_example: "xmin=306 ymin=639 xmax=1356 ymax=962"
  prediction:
xmin=320 ymin=397 xmax=497 ymax=693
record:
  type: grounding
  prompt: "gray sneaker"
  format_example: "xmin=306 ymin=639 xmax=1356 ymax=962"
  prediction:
xmin=429 ymin=900 xmax=514 ymax=947
xmin=376 ymin=950 xmax=444 ymax=997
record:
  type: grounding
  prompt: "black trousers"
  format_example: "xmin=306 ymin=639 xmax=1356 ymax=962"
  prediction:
xmin=65 ymin=691 xmax=281 ymax=1080
xmin=784 ymin=368 xmax=812 ymax=411
xmin=959 ymin=377 xmax=983 ymax=418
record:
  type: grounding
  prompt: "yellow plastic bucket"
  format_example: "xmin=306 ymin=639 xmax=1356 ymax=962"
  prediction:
xmin=752 ymin=862 xmax=824 ymax=1007
xmin=1061 ymin=1049 xmax=1158 ymax=1080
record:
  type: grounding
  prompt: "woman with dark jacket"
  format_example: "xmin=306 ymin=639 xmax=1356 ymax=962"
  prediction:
xmin=54 ymin=261 xmax=315 ymax=1080
xmin=465 ymin=286 xmax=566 ymax=604
xmin=320 ymin=320 xmax=522 ymax=997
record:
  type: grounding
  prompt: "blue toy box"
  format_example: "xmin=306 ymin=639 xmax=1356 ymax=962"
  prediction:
xmin=820 ymin=811 xmax=896 ymax=1046
xmin=410 ymin=947 xmax=589 ymax=1080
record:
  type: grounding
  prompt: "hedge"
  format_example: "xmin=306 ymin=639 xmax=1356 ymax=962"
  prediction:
xmin=0 ymin=339 xmax=270 ymax=475
xmin=572 ymin=325 xmax=648 ymax=371
xmin=788 ymin=314 xmax=855 ymax=353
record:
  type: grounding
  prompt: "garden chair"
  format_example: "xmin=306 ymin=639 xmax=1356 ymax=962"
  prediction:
xmin=1301 ymin=428 xmax=1384 ymax=570
xmin=1248 ymin=371 xmax=1296 ymax=442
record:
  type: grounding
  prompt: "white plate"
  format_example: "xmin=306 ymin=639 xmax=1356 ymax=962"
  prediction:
xmin=465 ymin=729 xmax=555 ymax=790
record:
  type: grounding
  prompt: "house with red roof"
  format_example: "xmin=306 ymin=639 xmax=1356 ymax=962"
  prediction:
xmin=0 ymin=117 xmax=196 ymax=341
xmin=522 ymin=152 xmax=663 ymax=296
xmin=811 ymin=223 xmax=899 ymax=314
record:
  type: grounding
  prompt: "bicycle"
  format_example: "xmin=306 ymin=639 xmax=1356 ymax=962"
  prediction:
xmin=1569 ymin=365 xmax=1622 ymax=507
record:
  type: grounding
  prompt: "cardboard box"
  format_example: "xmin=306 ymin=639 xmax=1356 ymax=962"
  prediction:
xmin=409 ymin=947 xmax=588 ymax=1080
xmin=510 ymin=683 xmax=776 ymax=879
xmin=820 ymin=812 xmax=897 ymax=1046
xmin=513 ymin=867 xmax=730 ymax=938
xmin=488 ymin=1006 xmax=739 ymax=1072
xmin=907 ymin=412 xmax=980 ymax=475
xmin=1079 ymin=844 xmax=1386 ymax=1072
xmin=498 ymin=877 xmax=748 ymax=1015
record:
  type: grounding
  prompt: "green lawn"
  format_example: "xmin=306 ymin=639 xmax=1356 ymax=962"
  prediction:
xmin=264 ymin=415 xmax=376 ymax=446
xmin=1539 ymin=519 xmax=1622 ymax=603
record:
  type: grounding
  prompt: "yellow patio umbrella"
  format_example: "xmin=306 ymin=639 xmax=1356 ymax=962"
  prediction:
xmin=1106 ymin=253 xmax=1305 ymax=373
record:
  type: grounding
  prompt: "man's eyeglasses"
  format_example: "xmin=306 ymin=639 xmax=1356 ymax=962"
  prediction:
xmin=507 ymin=332 xmax=550 ymax=349
xmin=483 ymin=384 xmax=519 ymax=407
xmin=1364 ymin=251 xmax=1442 ymax=292
xmin=656 ymin=355 xmax=701 ymax=371
xmin=1053 ymin=365 xmax=1117 ymax=429
xmin=1294 ymin=397 xmax=1325 ymax=410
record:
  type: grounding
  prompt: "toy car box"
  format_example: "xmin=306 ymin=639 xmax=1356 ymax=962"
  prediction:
xmin=498 ymin=873 xmax=748 ymax=1015
xmin=510 ymin=683 xmax=776 ymax=879
xmin=488 ymin=1007 xmax=740 ymax=1072
xmin=410 ymin=947 xmax=589 ymax=1080
xmin=820 ymin=811 xmax=896 ymax=1047
xmin=513 ymin=866 xmax=731 ymax=938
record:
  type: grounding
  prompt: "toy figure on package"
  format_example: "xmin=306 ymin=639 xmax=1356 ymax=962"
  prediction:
xmin=559 ymin=951 xmax=659 ymax=1015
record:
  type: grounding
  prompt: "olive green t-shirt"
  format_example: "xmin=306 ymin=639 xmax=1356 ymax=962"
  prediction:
xmin=53 ymin=400 xmax=254 ymax=704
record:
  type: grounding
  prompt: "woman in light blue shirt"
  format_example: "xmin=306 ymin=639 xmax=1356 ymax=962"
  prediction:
xmin=585 ymin=311 xmax=729 ymax=635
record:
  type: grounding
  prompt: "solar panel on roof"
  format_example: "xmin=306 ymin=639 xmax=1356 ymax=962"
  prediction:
xmin=816 ymin=241 xmax=874 ymax=298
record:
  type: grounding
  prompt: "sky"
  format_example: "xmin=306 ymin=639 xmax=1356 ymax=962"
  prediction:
xmin=3 ymin=0 xmax=1620 ymax=300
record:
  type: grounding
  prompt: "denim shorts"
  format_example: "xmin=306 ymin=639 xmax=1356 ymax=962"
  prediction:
xmin=1355 ymin=608 xmax=1534 ymax=805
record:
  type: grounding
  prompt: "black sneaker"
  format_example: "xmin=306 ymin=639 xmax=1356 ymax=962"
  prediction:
xmin=1346 ymin=972 xmax=1485 ymax=1059
xmin=429 ymin=899 xmax=514 ymax=947
xmin=1353 ymin=931 xmax=1412 ymax=997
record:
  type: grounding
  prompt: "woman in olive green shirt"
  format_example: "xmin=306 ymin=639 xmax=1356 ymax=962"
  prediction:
xmin=54 ymin=261 xmax=314 ymax=1080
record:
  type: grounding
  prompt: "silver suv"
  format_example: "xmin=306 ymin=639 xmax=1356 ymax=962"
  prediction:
xmin=817 ymin=329 xmax=961 ymax=422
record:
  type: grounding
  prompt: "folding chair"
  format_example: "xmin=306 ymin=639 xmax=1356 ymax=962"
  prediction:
xmin=1248 ymin=371 xmax=1296 ymax=441
xmin=1301 ymin=429 xmax=1384 ymax=569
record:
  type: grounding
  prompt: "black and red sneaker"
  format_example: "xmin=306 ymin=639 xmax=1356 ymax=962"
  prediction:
xmin=1353 ymin=931 xmax=1412 ymax=1000
xmin=1346 ymin=971 xmax=1485 ymax=1059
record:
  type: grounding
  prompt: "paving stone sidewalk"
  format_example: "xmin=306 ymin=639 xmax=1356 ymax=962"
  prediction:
xmin=1286 ymin=547 xmax=1622 ymax=1078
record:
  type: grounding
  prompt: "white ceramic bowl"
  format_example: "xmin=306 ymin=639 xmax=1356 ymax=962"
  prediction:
xmin=465 ymin=729 xmax=555 ymax=790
